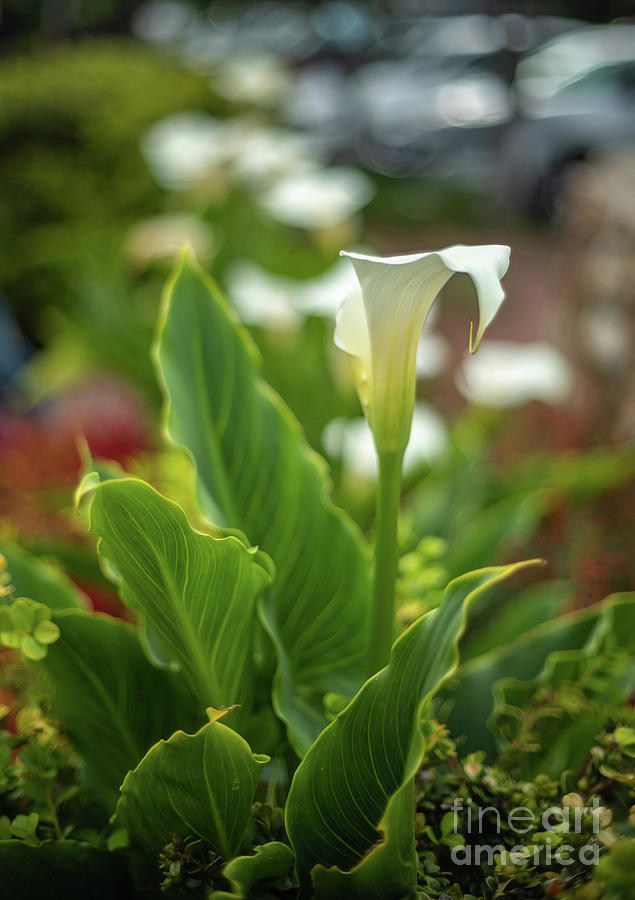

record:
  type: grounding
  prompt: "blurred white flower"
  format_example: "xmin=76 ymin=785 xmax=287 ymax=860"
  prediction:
xmin=125 ymin=214 xmax=214 ymax=267
xmin=141 ymin=111 xmax=227 ymax=190
xmin=142 ymin=112 xmax=321 ymax=193
xmin=292 ymin=259 xmax=360 ymax=317
xmin=225 ymin=261 xmax=302 ymax=331
xmin=579 ymin=308 xmax=631 ymax=374
xmin=259 ymin=167 xmax=374 ymax=229
xmin=227 ymin=123 xmax=319 ymax=185
xmin=323 ymin=404 xmax=448 ymax=480
xmin=336 ymin=245 xmax=510 ymax=454
xmin=213 ymin=54 xmax=292 ymax=106
xmin=456 ymin=340 xmax=573 ymax=407
xmin=416 ymin=332 xmax=451 ymax=379
xmin=400 ymin=404 xmax=451 ymax=471
xmin=225 ymin=258 xmax=361 ymax=329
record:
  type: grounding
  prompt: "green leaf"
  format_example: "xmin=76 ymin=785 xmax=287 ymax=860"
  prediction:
xmin=212 ymin=842 xmax=296 ymax=898
xmin=9 ymin=599 xmax=35 ymax=632
xmin=33 ymin=604 xmax=53 ymax=624
xmin=112 ymin=715 xmax=268 ymax=859
xmin=285 ymin=562 xmax=536 ymax=898
xmin=311 ymin=779 xmax=417 ymax=900
xmin=0 ymin=840 xmax=149 ymax=900
xmin=490 ymin=593 xmax=635 ymax=776
xmin=0 ymin=631 xmax=21 ymax=648
xmin=443 ymin=490 xmax=546 ymax=579
xmin=155 ymin=253 xmax=372 ymax=755
xmin=20 ymin=635 xmax=47 ymax=661
xmin=460 ymin=578 xmax=571 ymax=661
xmin=86 ymin=477 xmax=274 ymax=741
xmin=0 ymin=540 xmax=87 ymax=611
xmin=445 ymin=592 xmax=635 ymax=761
xmin=41 ymin=609 xmax=202 ymax=802
xmin=10 ymin=812 xmax=40 ymax=844
xmin=614 ymin=726 xmax=635 ymax=750
xmin=33 ymin=619 xmax=61 ymax=645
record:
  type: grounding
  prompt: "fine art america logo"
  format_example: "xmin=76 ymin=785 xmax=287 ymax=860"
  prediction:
xmin=449 ymin=795 xmax=607 ymax=868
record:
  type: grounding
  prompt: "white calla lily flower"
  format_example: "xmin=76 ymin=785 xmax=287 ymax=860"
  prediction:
xmin=335 ymin=244 xmax=510 ymax=454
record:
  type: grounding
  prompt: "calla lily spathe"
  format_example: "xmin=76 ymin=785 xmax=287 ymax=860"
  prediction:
xmin=335 ymin=244 xmax=511 ymax=454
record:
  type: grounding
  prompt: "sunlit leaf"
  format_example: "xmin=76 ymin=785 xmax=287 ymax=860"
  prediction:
xmin=86 ymin=477 xmax=275 ymax=743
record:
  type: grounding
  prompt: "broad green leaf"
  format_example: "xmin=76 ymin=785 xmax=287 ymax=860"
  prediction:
xmin=86 ymin=477 xmax=274 ymax=741
xmin=0 ymin=540 xmax=88 ymax=611
xmin=155 ymin=253 xmax=371 ymax=754
xmin=113 ymin=715 xmax=268 ymax=859
xmin=0 ymin=840 xmax=149 ymax=900
xmin=285 ymin=562 xmax=536 ymax=898
xmin=444 ymin=592 xmax=635 ymax=760
xmin=311 ymin=780 xmax=416 ymax=900
xmin=213 ymin=842 xmax=296 ymax=898
xmin=42 ymin=610 xmax=201 ymax=802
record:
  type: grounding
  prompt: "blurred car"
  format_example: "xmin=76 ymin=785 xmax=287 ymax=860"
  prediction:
xmin=500 ymin=25 xmax=635 ymax=217
xmin=282 ymin=12 xmax=582 ymax=180
xmin=350 ymin=57 xmax=513 ymax=178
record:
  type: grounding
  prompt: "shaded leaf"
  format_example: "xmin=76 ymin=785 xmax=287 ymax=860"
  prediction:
xmin=491 ymin=593 xmax=635 ymax=775
xmin=42 ymin=610 xmax=201 ymax=802
xmin=0 ymin=840 xmax=151 ymax=900
xmin=445 ymin=592 xmax=635 ymax=760
xmin=212 ymin=841 xmax=296 ymax=898
xmin=113 ymin=717 xmax=268 ymax=859
xmin=460 ymin=578 xmax=571 ymax=661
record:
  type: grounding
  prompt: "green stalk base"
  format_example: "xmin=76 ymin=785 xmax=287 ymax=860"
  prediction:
xmin=369 ymin=450 xmax=403 ymax=676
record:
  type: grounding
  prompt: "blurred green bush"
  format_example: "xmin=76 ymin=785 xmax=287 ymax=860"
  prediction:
xmin=0 ymin=39 xmax=224 ymax=336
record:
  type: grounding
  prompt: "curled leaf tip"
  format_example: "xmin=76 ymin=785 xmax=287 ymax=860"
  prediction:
xmin=206 ymin=705 xmax=241 ymax=723
xmin=74 ymin=470 xmax=101 ymax=513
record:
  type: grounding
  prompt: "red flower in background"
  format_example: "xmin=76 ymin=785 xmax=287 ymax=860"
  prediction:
xmin=0 ymin=376 xmax=152 ymax=616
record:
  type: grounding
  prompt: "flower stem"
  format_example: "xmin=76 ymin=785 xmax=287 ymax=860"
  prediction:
xmin=369 ymin=450 xmax=403 ymax=675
